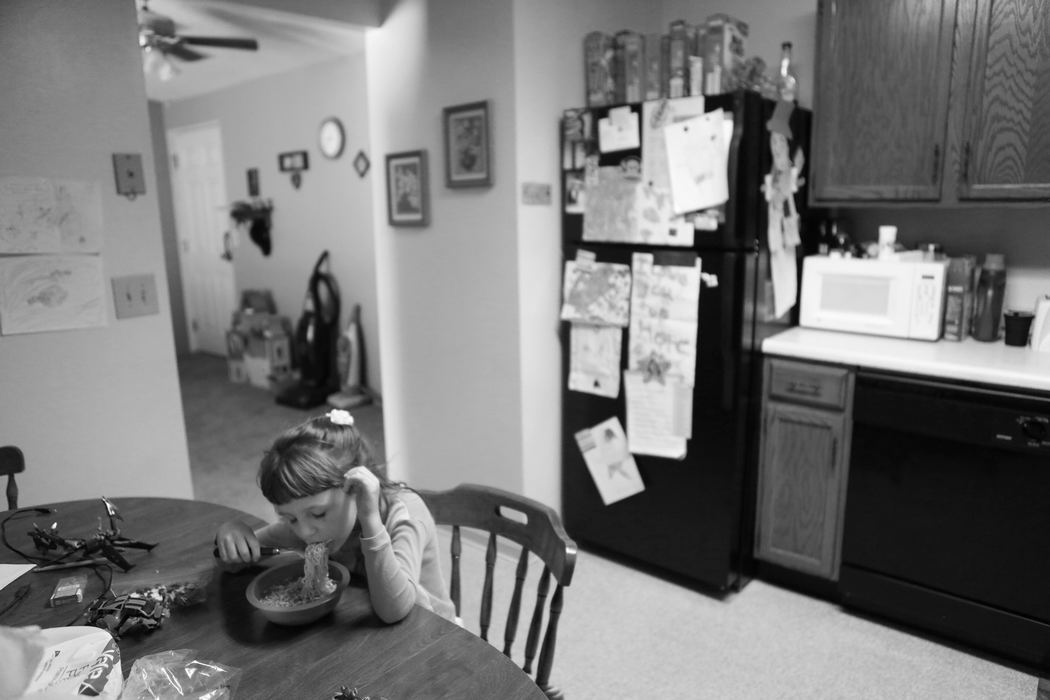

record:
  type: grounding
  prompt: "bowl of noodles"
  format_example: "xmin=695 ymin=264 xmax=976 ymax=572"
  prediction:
xmin=245 ymin=544 xmax=350 ymax=626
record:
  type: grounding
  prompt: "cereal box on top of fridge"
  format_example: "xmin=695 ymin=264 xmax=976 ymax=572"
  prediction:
xmin=702 ymin=13 xmax=748 ymax=95
xmin=584 ymin=31 xmax=616 ymax=107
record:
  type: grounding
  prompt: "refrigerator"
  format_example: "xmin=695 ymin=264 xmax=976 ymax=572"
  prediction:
xmin=560 ymin=91 xmax=812 ymax=592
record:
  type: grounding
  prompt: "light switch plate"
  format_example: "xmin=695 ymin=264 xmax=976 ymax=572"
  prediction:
xmin=112 ymin=274 xmax=159 ymax=319
xmin=522 ymin=182 xmax=552 ymax=205
xmin=112 ymin=153 xmax=146 ymax=197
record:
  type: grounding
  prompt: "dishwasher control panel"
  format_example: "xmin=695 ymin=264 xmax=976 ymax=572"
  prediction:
xmin=1011 ymin=414 xmax=1050 ymax=448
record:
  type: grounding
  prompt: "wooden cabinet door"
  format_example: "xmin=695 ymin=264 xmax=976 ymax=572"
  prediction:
xmin=811 ymin=0 xmax=956 ymax=201
xmin=958 ymin=0 xmax=1050 ymax=199
xmin=755 ymin=402 xmax=848 ymax=579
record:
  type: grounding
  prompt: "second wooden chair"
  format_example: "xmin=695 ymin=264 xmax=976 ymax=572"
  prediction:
xmin=419 ymin=483 xmax=577 ymax=700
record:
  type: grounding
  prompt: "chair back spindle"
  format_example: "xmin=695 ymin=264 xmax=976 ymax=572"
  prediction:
xmin=420 ymin=483 xmax=577 ymax=700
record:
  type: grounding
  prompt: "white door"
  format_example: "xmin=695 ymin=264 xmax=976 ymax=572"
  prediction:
xmin=168 ymin=122 xmax=235 ymax=356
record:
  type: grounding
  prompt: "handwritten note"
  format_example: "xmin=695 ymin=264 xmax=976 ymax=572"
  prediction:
xmin=574 ymin=416 xmax=645 ymax=505
xmin=663 ymin=109 xmax=729 ymax=214
xmin=561 ymin=259 xmax=632 ymax=327
xmin=624 ymin=371 xmax=692 ymax=459
xmin=569 ymin=324 xmax=622 ymax=398
xmin=628 ymin=252 xmax=701 ymax=386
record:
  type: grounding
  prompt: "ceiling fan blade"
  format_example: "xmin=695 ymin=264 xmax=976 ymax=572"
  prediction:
xmin=180 ymin=36 xmax=259 ymax=51
xmin=166 ymin=43 xmax=208 ymax=62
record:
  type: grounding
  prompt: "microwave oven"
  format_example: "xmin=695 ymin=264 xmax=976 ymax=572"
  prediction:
xmin=799 ymin=255 xmax=949 ymax=340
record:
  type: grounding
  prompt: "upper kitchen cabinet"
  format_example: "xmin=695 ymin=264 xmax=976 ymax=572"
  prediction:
xmin=812 ymin=0 xmax=1050 ymax=204
xmin=959 ymin=0 xmax=1050 ymax=200
xmin=811 ymin=0 xmax=956 ymax=202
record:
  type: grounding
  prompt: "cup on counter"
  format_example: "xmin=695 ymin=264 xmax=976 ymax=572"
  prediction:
xmin=1003 ymin=309 xmax=1035 ymax=347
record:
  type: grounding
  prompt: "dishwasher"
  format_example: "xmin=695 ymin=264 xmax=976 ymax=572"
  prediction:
xmin=840 ymin=369 xmax=1050 ymax=672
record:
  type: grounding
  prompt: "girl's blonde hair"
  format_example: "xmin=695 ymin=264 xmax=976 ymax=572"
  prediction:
xmin=258 ymin=412 xmax=391 ymax=505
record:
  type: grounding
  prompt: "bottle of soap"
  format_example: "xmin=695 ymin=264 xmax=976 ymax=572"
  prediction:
xmin=972 ymin=253 xmax=1007 ymax=342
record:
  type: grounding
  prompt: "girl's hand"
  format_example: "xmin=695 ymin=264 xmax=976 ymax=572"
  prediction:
xmin=343 ymin=466 xmax=383 ymax=537
xmin=214 ymin=520 xmax=261 ymax=568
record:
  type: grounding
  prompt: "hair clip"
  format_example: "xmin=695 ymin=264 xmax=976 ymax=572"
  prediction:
xmin=327 ymin=409 xmax=354 ymax=426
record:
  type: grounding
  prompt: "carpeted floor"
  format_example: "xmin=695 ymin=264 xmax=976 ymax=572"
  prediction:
xmin=178 ymin=352 xmax=1040 ymax=700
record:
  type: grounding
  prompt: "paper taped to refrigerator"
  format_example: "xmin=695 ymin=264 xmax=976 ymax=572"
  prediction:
xmin=663 ymin=109 xmax=729 ymax=214
xmin=582 ymin=166 xmax=638 ymax=243
xmin=597 ymin=106 xmax=640 ymax=152
xmin=574 ymin=416 xmax=645 ymax=505
xmin=560 ymin=259 xmax=632 ymax=326
xmin=628 ymin=252 xmax=700 ymax=386
xmin=641 ymin=96 xmax=705 ymax=192
xmin=569 ymin=324 xmax=622 ymax=398
xmin=624 ymin=370 xmax=691 ymax=459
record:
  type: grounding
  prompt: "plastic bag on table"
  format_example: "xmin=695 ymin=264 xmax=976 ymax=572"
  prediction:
xmin=119 ymin=650 xmax=240 ymax=700
xmin=0 ymin=624 xmax=122 ymax=700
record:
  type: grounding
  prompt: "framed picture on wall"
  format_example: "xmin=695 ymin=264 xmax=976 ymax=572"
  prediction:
xmin=443 ymin=100 xmax=492 ymax=188
xmin=386 ymin=149 xmax=429 ymax=227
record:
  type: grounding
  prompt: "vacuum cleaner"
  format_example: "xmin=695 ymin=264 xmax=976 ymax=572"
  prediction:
xmin=327 ymin=303 xmax=372 ymax=410
xmin=276 ymin=251 xmax=341 ymax=409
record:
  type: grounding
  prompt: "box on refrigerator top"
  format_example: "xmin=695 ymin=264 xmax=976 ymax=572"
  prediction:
xmin=702 ymin=13 xmax=749 ymax=95
xmin=614 ymin=31 xmax=644 ymax=104
xmin=584 ymin=31 xmax=616 ymax=107
xmin=667 ymin=20 xmax=690 ymax=98
xmin=642 ymin=33 xmax=663 ymax=100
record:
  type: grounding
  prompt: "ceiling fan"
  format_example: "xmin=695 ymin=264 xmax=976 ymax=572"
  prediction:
xmin=138 ymin=2 xmax=259 ymax=64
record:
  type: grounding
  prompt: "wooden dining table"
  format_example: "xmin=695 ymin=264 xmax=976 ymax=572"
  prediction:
xmin=0 ymin=497 xmax=547 ymax=700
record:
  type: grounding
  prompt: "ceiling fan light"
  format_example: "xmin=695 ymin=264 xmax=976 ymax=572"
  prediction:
xmin=157 ymin=56 xmax=180 ymax=82
xmin=142 ymin=45 xmax=163 ymax=75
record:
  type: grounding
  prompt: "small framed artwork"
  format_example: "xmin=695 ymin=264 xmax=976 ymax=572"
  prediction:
xmin=386 ymin=149 xmax=429 ymax=227
xmin=443 ymin=100 xmax=491 ymax=188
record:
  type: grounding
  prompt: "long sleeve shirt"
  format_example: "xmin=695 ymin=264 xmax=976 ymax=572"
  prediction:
xmin=254 ymin=490 xmax=455 ymax=623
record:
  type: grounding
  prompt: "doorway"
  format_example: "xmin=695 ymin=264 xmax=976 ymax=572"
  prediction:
xmin=168 ymin=121 xmax=236 ymax=356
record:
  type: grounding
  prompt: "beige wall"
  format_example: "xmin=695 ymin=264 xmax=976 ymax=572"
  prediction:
xmin=0 ymin=1 xmax=193 ymax=503
xmin=367 ymin=0 xmax=524 ymax=492
xmin=162 ymin=56 xmax=381 ymax=394
xmin=366 ymin=0 xmax=656 ymax=505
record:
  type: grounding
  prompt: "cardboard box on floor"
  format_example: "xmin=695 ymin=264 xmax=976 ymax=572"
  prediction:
xmin=226 ymin=310 xmax=293 ymax=390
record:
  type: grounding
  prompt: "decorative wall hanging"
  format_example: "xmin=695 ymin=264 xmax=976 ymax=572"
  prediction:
xmin=278 ymin=150 xmax=309 ymax=189
xmin=385 ymin=150 xmax=429 ymax=227
xmin=353 ymin=151 xmax=370 ymax=178
xmin=229 ymin=198 xmax=274 ymax=256
xmin=443 ymin=100 xmax=491 ymax=188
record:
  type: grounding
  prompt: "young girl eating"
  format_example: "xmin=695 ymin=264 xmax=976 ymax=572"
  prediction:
xmin=214 ymin=409 xmax=455 ymax=623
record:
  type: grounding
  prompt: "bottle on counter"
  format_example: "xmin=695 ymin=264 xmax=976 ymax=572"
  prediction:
xmin=943 ymin=255 xmax=977 ymax=341
xmin=972 ymin=253 xmax=1007 ymax=342
xmin=777 ymin=41 xmax=798 ymax=103
xmin=877 ymin=225 xmax=898 ymax=260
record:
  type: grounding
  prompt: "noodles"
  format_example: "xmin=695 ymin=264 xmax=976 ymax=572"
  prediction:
xmin=259 ymin=543 xmax=336 ymax=607
xmin=301 ymin=542 xmax=331 ymax=599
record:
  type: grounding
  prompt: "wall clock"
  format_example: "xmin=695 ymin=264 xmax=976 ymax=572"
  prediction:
xmin=319 ymin=117 xmax=345 ymax=159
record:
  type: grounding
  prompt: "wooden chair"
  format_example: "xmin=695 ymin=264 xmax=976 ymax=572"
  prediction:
xmin=419 ymin=483 xmax=578 ymax=700
xmin=0 ymin=445 xmax=25 ymax=510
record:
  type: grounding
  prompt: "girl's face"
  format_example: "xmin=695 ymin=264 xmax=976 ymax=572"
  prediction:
xmin=274 ymin=487 xmax=357 ymax=552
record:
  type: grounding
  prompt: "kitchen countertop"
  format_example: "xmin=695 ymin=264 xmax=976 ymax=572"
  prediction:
xmin=763 ymin=326 xmax=1050 ymax=393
